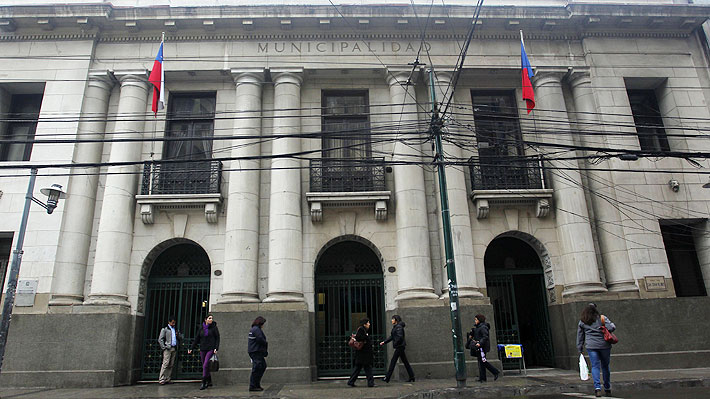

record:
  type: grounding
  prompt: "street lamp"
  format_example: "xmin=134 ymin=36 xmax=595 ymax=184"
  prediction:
xmin=0 ymin=168 xmax=66 ymax=373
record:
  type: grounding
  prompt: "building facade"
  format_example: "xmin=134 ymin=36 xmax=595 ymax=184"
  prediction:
xmin=1 ymin=0 xmax=710 ymax=387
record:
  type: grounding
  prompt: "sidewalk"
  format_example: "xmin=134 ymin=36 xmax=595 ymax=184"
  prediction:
xmin=1 ymin=368 xmax=709 ymax=399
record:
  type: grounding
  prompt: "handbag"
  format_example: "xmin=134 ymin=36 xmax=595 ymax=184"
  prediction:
xmin=208 ymin=353 xmax=220 ymax=372
xmin=600 ymin=316 xmax=619 ymax=345
xmin=348 ymin=333 xmax=364 ymax=351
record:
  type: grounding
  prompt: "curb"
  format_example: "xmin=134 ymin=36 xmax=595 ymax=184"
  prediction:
xmin=398 ymin=377 xmax=710 ymax=399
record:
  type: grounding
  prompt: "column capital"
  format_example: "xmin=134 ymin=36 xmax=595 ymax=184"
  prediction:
xmin=386 ymin=68 xmax=418 ymax=88
xmin=566 ymin=69 xmax=593 ymax=92
xmin=87 ymin=69 xmax=116 ymax=92
xmin=271 ymin=68 xmax=303 ymax=86
xmin=231 ymin=68 xmax=265 ymax=85
xmin=426 ymin=69 xmax=454 ymax=85
xmin=532 ymin=68 xmax=568 ymax=88
xmin=113 ymin=69 xmax=150 ymax=90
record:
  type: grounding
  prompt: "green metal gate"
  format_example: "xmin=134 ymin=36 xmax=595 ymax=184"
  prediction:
xmin=315 ymin=274 xmax=386 ymax=377
xmin=141 ymin=243 xmax=211 ymax=380
xmin=486 ymin=271 xmax=554 ymax=369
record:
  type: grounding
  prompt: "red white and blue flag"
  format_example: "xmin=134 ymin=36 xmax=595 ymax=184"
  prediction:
xmin=148 ymin=36 xmax=165 ymax=115
xmin=520 ymin=31 xmax=535 ymax=114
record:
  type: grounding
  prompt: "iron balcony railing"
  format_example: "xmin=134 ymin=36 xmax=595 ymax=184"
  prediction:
xmin=310 ymin=158 xmax=386 ymax=193
xmin=141 ymin=160 xmax=222 ymax=195
xmin=469 ymin=155 xmax=546 ymax=191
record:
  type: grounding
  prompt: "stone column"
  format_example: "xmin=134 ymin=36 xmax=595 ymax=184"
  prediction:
xmin=220 ymin=70 xmax=264 ymax=303
xmin=533 ymin=70 xmax=606 ymax=296
xmin=693 ymin=221 xmax=710 ymax=295
xmin=569 ymin=72 xmax=638 ymax=292
xmin=387 ymin=70 xmax=438 ymax=301
xmin=428 ymin=71 xmax=482 ymax=298
xmin=263 ymin=70 xmax=304 ymax=303
xmin=50 ymin=71 xmax=116 ymax=305
xmin=85 ymin=71 xmax=149 ymax=307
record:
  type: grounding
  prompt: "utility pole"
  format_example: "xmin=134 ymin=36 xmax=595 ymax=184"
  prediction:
xmin=429 ymin=69 xmax=467 ymax=388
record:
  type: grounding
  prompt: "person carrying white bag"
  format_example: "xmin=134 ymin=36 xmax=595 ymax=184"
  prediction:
xmin=579 ymin=353 xmax=589 ymax=381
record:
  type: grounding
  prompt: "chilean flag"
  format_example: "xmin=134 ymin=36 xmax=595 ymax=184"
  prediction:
xmin=521 ymin=31 xmax=535 ymax=114
xmin=148 ymin=38 xmax=165 ymax=115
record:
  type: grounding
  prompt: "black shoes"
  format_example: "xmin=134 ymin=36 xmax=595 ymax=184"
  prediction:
xmin=382 ymin=377 xmax=390 ymax=383
xmin=199 ymin=378 xmax=208 ymax=390
xmin=605 ymin=390 xmax=612 ymax=397
xmin=368 ymin=383 xmax=376 ymax=387
xmin=494 ymin=373 xmax=500 ymax=381
xmin=407 ymin=377 xmax=415 ymax=382
xmin=207 ymin=376 xmax=213 ymax=387
xmin=249 ymin=387 xmax=264 ymax=392
xmin=347 ymin=382 xmax=356 ymax=387
xmin=595 ymin=390 xmax=602 ymax=397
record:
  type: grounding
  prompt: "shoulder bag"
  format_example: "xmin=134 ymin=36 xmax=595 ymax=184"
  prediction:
xmin=348 ymin=330 xmax=364 ymax=351
xmin=600 ymin=316 xmax=619 ymax=345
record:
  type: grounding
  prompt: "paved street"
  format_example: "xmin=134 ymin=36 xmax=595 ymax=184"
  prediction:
xmin=509 ymin=387 xmax=710 ymax=399
xmin=0 ymin=368 xmax=708 ymax=399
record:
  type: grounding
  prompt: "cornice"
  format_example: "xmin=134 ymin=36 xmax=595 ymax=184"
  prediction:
xmin=0 ymin=30 xmax=691 ymax=43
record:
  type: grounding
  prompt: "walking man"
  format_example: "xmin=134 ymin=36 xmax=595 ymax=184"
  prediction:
xmin=158 ymin=316 xmax=181 ymax=385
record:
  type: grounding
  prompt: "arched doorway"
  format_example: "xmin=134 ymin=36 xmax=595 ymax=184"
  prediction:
xmin=140 ymin=242 xmax=211 ymax=380
xmin=484 ymin=235 xmax=555 ymax=369
xmin=314 ymin=237 xmax=386 ymax=377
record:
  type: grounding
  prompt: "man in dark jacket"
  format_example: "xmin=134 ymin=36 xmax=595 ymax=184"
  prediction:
xmin=380 ymin=315 xmax=415 ymax=383
xmin=467 ymin=314 xmax=500 ymax=383
xmin=248 ymin=316 xmax=268 ymax=392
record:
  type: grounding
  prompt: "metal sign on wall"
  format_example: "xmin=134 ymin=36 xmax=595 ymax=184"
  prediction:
xmin=15 ymin=279 xmax=38 ymax=307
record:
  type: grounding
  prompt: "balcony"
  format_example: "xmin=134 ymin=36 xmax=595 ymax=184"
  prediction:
xmin=306 ymin=158 xmax=391 ymax=222
xmin=135 ymin=160 xmax=223 ymax=224
xmin=468 ymin=156 xmax=553 ymax=219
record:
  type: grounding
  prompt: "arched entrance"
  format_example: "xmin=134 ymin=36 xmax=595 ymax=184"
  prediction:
xmin=140 ymin=241 xmax=211 ymax=380
xmin=314 ymin=237 xmax=386 ymax=377
xmin=484 ymin=235 xmax=555 ymax=369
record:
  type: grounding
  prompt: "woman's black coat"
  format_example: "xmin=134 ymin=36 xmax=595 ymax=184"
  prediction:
xmin=466 ymin=322 xmax=491 ymax=356
xmin=191 ymin=321 xmax=220 ymax=352
xmin=383 ymin=322 xmax=406 ymax=349
xmin=353 ymin=326 xmax=374 ymax=366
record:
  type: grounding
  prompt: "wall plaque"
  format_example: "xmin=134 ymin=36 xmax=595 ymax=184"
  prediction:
xmin=645 ymin=276 xmax=667 ymax=292
xmin=15 ymin=279 xmax=38 ymax=307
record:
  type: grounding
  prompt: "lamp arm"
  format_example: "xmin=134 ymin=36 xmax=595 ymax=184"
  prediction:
xmin=31 ymin=197 xmax=49 ymax=210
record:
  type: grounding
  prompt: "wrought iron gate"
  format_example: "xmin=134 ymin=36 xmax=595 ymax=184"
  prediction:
xmin=315 ymin=274 xmax=386 ymax=377
xmin=486 ymin=272 xmax=554 ymax=369
xmin=141 ymin=243 xmax=211 ymax=380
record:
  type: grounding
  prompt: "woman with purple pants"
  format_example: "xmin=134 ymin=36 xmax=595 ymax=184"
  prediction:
xmin=188 ymin=314 xmax=220 ymax=390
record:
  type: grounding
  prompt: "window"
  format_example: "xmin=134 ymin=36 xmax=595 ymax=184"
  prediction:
xmin=0 ymin=94 xmax=43 ymax=161
xmin=660 ymin=221 xmax=707 ymax=297
xmin=471 ymin=91 xmax=538 ymax=190
xmin=164 ymin=93 xmax=216 ymax=161
xmin=321 ymin=91 xmax=370 ymax=159
xmin=628 ymin=89 xmax=670 ymax=152
xmin=157 ymin=93 xmax=216 ymax=194
xmin=471 ymin=90 xmax=524 ymax=158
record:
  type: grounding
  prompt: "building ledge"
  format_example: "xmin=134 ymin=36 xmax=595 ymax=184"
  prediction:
xmin=136 ymin=193 xmax=222 ymax=224
xmin=470 ymin=189 xmax=553 ymax=219
xmin=306 ymin=191 xmax=391 ymax=222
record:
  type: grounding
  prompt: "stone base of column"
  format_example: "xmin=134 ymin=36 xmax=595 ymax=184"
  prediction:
xmin=218 ymin=292 xmax=260 ymax=303
xmin=83 ymin=294 xmax=131 ymax=308
xmin=263 ymin=292 xmax=304 ymax=303
xmin=441 ymin=286 xmax=484 ymax=299
xmin=394 ymin=288 xmax=439 ymax=302
xmin=607 ymin=280 xmax=639 ymax=292
xmin=561 ymin=281 xmax=608 ymax=297
xmin=48 ymin=294 xmax=84 ymax=306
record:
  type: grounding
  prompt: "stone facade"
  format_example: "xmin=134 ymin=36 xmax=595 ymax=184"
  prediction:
xmin=1 ymin=0 xmax=710 ymax=388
